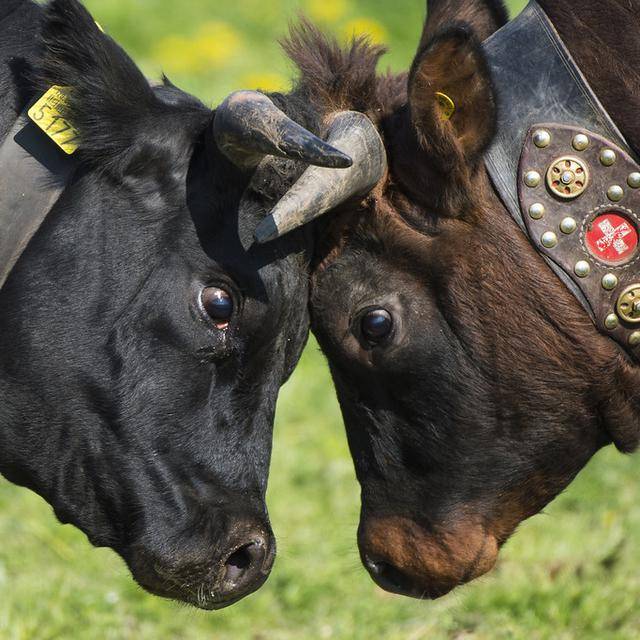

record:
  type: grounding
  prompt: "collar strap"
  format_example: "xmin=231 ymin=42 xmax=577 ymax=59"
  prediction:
xmin=483 ymin=1 xmax=640 ymax=356
xmin=0 ymin=112 xmax=76 ymax=289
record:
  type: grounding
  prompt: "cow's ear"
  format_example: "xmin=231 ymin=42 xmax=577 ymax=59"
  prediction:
xmin=421 ymin=0 xmax=508 ymax=45
xmin=36 ymin=0 xmax=205 ymax=180
xmin=408 ymin=25 xmax=496 ymax=168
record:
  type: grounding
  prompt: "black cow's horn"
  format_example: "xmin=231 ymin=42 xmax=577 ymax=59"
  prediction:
xmin=213 ymin=90 xmax=353 ymax=170
xmin=254 ymin=111 xmax=387 ymax=244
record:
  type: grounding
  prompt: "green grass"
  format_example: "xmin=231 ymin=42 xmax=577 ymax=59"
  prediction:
xmin=2 ymin=1 xmax=639 ymax=638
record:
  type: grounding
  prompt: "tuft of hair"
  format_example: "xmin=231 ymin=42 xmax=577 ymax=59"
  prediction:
xmin=282 ymin=19 xmax=389 ymax=114
xmin=34 ymin=0 xmax=208 ymax=175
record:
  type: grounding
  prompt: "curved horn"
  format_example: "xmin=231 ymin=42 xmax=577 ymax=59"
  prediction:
xmin=254 ymin=111 xmax=387 ymax=244
xmin=213 ymin=90 xmax=353 ymax=170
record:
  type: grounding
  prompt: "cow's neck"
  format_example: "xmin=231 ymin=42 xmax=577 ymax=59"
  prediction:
xmin=537 ymin=0 xmax=640 ymax=156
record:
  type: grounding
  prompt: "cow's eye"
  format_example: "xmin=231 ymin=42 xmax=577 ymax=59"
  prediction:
xmin=200 ymin=287 xmax=233 ymax=328
xmin=361 ymin=308 xmax=393 ymax=344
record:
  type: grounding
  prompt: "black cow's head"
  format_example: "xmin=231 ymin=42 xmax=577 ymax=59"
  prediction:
xmin=0 ymin=0 xmax=356 ymax=609
xmin=261 ymin=0 xmax=640 ymax=599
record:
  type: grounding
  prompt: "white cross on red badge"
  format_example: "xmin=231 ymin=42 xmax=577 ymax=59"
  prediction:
xmin=595 ymin=218 xmax=633 ymax=255
xmin=586 ymin=212 xmax=638 ymax=263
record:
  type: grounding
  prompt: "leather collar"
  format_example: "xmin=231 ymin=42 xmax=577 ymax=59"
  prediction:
xmin=483 ymin=1 xmax=640 ymax=356
xmin=0 ymin=112 xmax=76 ymax=290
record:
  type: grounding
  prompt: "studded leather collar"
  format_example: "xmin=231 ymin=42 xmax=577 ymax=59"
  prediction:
xmin=483 ymin=1 xmax=640 ymax=356
xmin=0 ymin=112 xmax=76 ymax=290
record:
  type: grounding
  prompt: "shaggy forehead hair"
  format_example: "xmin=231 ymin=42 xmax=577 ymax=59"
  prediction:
xmin=282 ymin=22 xmax=418 ymax=268
xmin=283 ymin=21 xmax=406 ymax=122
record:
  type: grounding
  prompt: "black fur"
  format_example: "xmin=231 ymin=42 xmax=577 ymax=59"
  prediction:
xmin=0 ymin=0 xmax=312 ymax=609
xmin=482 ymin=0 xmax=508 ymax=29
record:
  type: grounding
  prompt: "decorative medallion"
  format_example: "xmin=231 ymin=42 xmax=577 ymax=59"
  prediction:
xmin=616 ymin=284 xmax=640 ymax=324
xmin=546 ymin=156 xmax=589 ymax=199
xmin=518 ymin=124 xmax=640 ymax=350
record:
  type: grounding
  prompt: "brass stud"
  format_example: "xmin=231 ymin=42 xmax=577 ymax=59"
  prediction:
xmin=616 ymin=284 xmax=640 ymax=323
xmin=574 ymin=260 xmax=591 ymax=278
xmin=524 ymin=171 xmax=541 ymax=188
xmin=572 ymin=134 xmax=589 ymax=151
xmin=604 ymin=313 xmax=619 ymax=330
xmin=541 ymin=231 xmax=558 ymax=248
xmin=628 ymin=172 xmax=640 ymax=189
xmin=546 ymin=156 xmax=589 ymax=199
xmin=529 ymin=203 xmax=545 ymax=219
xmin=533 ymin=129 xmax=551 ymax=148
xmin=600 ymin=149 xmax=616 ymax=166
xmin=607 ymin=185 xmax=624 ymax=202
xmin=629 ymin=331 xmax=640 ymax=346
xmin=560 ymin=217 xmax=577 ymax=234
xmin=602 ymin=273 xmax=619 ymax=290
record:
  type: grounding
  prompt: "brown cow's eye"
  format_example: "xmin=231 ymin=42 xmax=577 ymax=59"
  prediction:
xmin=361 ymin=309 xmax=393 ymax=343
xmin=200 ymin=287 xmax=233 ymax=328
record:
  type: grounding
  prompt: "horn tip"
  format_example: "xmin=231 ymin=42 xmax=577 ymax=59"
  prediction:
xmin=313 ymin=147 xmax=352 ymax=169
xmin=254 ymin=215 xmax=280 ymax=244
xmin=332 ymin=153 xmax=353 ymax=169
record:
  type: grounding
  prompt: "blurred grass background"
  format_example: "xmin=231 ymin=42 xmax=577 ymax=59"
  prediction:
xmin=2 ymin=0 xmax=639 ymax=638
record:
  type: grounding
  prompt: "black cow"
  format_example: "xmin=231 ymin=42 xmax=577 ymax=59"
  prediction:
xmin=0 ymin=0 xmax=355 ymax=609
xmin=298 ymin=0 xmax=640 ymax=600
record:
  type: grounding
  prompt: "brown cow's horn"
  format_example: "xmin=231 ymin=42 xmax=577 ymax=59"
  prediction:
xmin=213 ymin=90 xmax=353 ymax=170
xmin=254 ymin=111 xmax=387 ymax=244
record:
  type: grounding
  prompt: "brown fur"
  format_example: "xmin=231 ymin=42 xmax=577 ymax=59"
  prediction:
xmin=282 ymin=20 xmax=392 ymax=116
xmin=538 ymin=0 xmax=640 ymax=155
xmin=288 ymin=0 xmax=640 ymax=598
xmin=419 ymin=0 xmax=508 ymax=45
xmin=361 ymin=514 xmax=497 ymax=598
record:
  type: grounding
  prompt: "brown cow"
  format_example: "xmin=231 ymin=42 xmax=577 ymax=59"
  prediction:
xmin=265 ymin=0 xmax=640 ymax=598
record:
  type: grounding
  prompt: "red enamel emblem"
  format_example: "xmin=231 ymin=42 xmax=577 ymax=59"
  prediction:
xmin=585 ymin=212 xmax=638 ymax=264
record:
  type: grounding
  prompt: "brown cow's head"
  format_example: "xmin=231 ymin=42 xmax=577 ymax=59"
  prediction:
xmin=273 ymin=0 xmax=640 ymax=598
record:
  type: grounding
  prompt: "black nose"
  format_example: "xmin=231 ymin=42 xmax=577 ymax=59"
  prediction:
xmin=129 ymin=525 xmax=276 ymax=609
xmin=217 ymin=533 xmax=274 ymax=603
xmin=363 ymin=554 xmax=427 ymax=598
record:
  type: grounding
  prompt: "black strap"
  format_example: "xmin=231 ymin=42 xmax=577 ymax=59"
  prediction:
xmin=0 ymin=113 xmax=76 ymax=289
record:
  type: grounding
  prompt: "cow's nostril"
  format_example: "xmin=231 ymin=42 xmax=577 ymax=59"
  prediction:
xmin=218 ymin=533 xmax=276 ymax=603
xmin=364 ymin=555 xmax=415 ymax=593
xmin=223 ymin=540 xmax=262 ymax=584
xmin=366 ymin=558 xmax=404 ymax=590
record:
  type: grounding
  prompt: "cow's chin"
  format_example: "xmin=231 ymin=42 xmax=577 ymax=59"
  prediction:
xmin=135 ymin=571 xmax=271 ymax=610
xmin=357 ymin=515 xmax=500 ymax=599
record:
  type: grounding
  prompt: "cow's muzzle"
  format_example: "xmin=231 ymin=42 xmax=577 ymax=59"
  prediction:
xmin=358 ymin=514 xmax=498 ymax=599
xmin=126 ymin=518 xmax=276 ymax=609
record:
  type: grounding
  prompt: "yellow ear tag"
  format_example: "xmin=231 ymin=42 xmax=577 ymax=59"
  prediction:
xmin=95 ymin=21 xmax=105 ymax=33
xmin=435 ymin=91 xmax=455 ymax=121
xmin=28 ymin=86 xmax=80 ymax=155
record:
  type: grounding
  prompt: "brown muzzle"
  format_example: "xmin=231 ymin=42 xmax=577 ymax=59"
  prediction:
xmin=358 ymin=515 xmax=498 ymax=599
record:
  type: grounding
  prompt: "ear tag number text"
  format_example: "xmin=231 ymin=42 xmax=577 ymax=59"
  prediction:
xmin=28 ymin=86 xmax=80 ymax=155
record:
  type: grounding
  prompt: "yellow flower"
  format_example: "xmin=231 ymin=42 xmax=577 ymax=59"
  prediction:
xmin=341 ymin=17 xmax=387 ymax=44
xmin=152 ymin=21 xmax=242 ymax=75
xmin=307 ymin=0 xmax=348 ymax=23
xmin=153 ymin=35 xmax=197 ymax=74
xmin=194 ymin=22 xmax=242 ymax=66
xmin=240 ymin=72 xmax=289 ymax=93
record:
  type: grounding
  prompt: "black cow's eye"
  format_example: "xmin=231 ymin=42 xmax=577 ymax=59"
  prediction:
xmin=361 ymin=308 xmax=393 ymax=343
xmin=200 ymin=287 xmax=233 ymax=328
